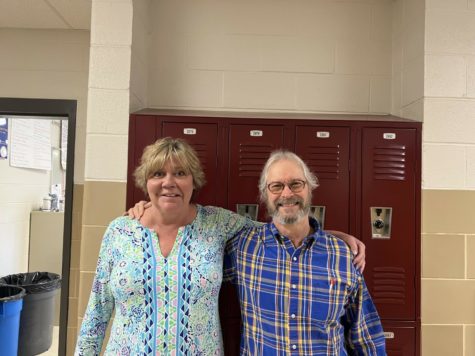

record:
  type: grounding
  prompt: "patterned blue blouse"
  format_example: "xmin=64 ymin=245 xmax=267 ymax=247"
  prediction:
xmin=75 ymin=205 xmax=253 ymax=356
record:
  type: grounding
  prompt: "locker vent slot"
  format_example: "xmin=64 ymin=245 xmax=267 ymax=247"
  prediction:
xmin=238 ymin=144 xmax=273 ymax=177
xmin=303 ymin=146 xmax=340 ymax=180
xmin=372 ymin=145 xmax=406 ymax=181
xmin=191 ymin=143 xmax=208 ymax=165
xmin=372 ymin=267 xmax=406 ymax=304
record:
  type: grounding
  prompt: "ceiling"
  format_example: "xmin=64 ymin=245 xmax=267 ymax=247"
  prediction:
xmin=0 ymin=0 xmax=92 ymax=30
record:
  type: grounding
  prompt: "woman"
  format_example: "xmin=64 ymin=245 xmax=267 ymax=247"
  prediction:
xmin=76 ymin=137 xmax=364 ymax=355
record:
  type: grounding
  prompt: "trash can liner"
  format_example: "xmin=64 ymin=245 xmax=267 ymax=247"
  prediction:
xmin=0 ymin=285 xmax=26 ymax=302
xmin=0 ymin=272 xmax=61 ymax=293
xmin=0 ymin=272 xmax=61 ymax=356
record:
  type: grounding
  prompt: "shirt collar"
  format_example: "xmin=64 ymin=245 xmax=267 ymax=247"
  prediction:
xmin=264 ymin=216 xmax=322 ymax=245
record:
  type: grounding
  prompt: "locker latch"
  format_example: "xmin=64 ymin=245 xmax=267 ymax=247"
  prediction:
xmin=370 ymin=207 xmax=392 ymax=239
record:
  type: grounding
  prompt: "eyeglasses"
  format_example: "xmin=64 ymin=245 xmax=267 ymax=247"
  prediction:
xmin=267 ymin=179 xmax=307 ymax=194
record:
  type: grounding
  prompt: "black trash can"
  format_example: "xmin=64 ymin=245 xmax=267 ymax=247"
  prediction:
xmin=0 ymin=272 xmax=61 ymax=356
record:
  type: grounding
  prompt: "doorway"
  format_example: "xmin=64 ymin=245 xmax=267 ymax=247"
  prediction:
xmin=0 ymin=97 xmax=76 ymax=356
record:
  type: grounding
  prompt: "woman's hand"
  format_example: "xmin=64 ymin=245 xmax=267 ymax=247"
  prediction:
xmin=126 ymin=200 xmax=151 ymax=220
xmin=327 ymin=230 xmax=366 ymax=272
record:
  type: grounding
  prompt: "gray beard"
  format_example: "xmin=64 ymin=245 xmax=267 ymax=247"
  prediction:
xmin=268 ymin=197 xmax=311 ymax=225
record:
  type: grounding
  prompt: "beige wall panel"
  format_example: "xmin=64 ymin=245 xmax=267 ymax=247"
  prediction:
xmin=426 ymin=0 xmax=469 ymax=10
xmin=467 ymin=148 xmax=475 ymax=189
xmin=261 ymin=36 xmax=334 ymax=74
xmin=336 ymin=39 xmax=391 ymax=76
xmin=67 ymin=326 xmax=78 ymax=356
xmin=422 ymin=234 xmax=465 ymax=278
xmin=69 ymin=268 xmax=79 ymax=298
xmin=422 ymin=190 xmax=475 ymax=233
xmin=149 ymin=68 xmax=223 ymax=108
xmin=88 ymin=46 xmax=132 ymax=90
xmin=422 ymin=145 xmax=465 ymax=189
xmin=82 ymin=181 xmax=127 ymax=226
xmin=84 ymin=135 xmax=128 ymax=181
xmin=0 ymin=2 xmax=72 ymax=29
xmin=295 ymin=0 xmax=335 ymax=38
xmin=470 ymin=0 xmax=475 ymax=10
xmin=80 ymin=226 xmax=107 ymax=272
xmin=466 ymin=325 xmax=475 ymax=356
xmin=87 ymin=88 xmax=130 ymax=134
xmin=467 ymin=56 xmax=475 ymax=98
xmin=422 ymin=279 xmax=475 ymax=323
xmin=370 ymin=76 xmax=391 ymax=113
xmin=400 ymin=98 xmax=423 ymax=121
xmin=421 ymin=325 xmax=463 ymax=356
xmin=426 ymin=9 xmax=475 ymax=54
xmin=149 ymin=32 xmax=187 ymax=70
xmin=401 ymin=56 xmax=424 ymax=106
xmin=0 ymin=41 xmax=89 ymax=72
xmin=78 ymin=271 xmax=95 ymax=318
xmin=70 ymin=240 xmax=81 ymax=272
xmin=423 ymin=99 xmax=475 ymax=144
xmin=220 ymin=1 xmax=299 ymax=36
xmin=0 ymin=70 xmax=88 ymax=99
xmin=371 ymin=1 xmax=392 ymax=42
xmin=224 ymin=72 xmax=294 ymax=110
xmin=425 ymin=55 xmax=466 ymax=97
xmin=188 ymin=34 xmax=260 ymax=72
xmin=468 ymin=236 xmax=475 ymax=279
xmin=91 ymin=1 xmax=133 ymax=46
xmin=68 ymin=297 xmax=78 ymax=328
xmin=296 ymin=74 xmax=369 ymax=112
xmin=330 ymin=2 xmax=372 ymax=40
xmin=130 ymin=55 xmax=148 ymax=111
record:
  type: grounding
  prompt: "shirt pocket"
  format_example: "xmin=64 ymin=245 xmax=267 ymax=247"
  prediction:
xmin=310 ymin=276 xmax=349 ymax=324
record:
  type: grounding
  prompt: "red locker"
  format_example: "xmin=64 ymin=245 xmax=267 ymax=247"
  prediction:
xmin=228 ymin=124 xmax=286 ymax=222
xmin=361 ymin=128 xmax=417 ymax=320
xmin=295 ymin=126 xmax=351 ymax=232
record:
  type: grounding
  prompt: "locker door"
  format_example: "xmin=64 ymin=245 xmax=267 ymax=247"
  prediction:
xmin=228 ymin=124 xmax=285 ymax=222
xmin=361 ymin=128 xmax=417 ymax=320
xmin=162 ymin=122 xmax=219 ymax=206
xmin=295 ymin=126 xmax=350 ymax=232
xmin=384 ymin=326 xmax=416 ymax=356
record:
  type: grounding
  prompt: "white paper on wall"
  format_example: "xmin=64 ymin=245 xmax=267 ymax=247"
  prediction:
xmin=10 ymin=119 xmax=52 ymax=170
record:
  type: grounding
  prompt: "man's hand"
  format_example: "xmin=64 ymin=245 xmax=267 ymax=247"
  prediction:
xmin=126 ymin=200 xmax=151 ymax=220
xmin=327 ymin=230 xmax=366 ymax=272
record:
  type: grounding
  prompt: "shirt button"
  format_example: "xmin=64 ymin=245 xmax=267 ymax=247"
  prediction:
xmin=292 ymin=284 xmax=297 ymax=289
xmin=293 ymin=257 xmax=297 ymax=261
xmin=292 ymin=344 xmax=297 ymax=350
xmin=291 ymin=313 xmax=296 ymax=319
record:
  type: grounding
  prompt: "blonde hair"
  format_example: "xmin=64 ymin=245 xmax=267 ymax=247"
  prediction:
xmin=134 ymin=137 xmax=206 ymax=195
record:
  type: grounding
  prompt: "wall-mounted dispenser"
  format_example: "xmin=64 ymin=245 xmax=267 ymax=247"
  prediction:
xmin=370 ymin=207 xmax=392 ymax=239
xmin=310 ymin=205 xmax=326 ymax=229
xmin=236 ymin=204 xmax=259 ymax=220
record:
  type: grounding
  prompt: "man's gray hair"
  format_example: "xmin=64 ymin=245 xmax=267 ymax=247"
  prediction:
xmin=259 ymin=150 xmax=319 ymax=202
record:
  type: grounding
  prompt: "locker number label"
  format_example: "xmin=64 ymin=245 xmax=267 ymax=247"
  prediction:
xmin=316 ymin=131 xmax=330 ymax=138
xmin=383 ymin=133 xmax=396 ymax=140
xmin=183 ymin=128 xmax=197 ymax=135
xmin=250 ymin=130 xmax=263 ymax=137
xmin=383 ymin=332 xmax=394 ymax=339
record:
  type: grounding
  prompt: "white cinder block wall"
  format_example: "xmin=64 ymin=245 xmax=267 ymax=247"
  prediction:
xmin=148 ymin=0 xmax=394 ymax=114
xmin=424 ymin=0 xmax=475 ymax=189
xmin=0 ymin=29 xmax=89 ymax=276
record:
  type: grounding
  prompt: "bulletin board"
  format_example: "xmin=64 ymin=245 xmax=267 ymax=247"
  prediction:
xmin=10 ymin=118 xmax=51 ymax=170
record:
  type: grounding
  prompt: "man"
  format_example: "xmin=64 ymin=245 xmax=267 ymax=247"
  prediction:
xmin=223 ymin=150 xmax=386 ymax=355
